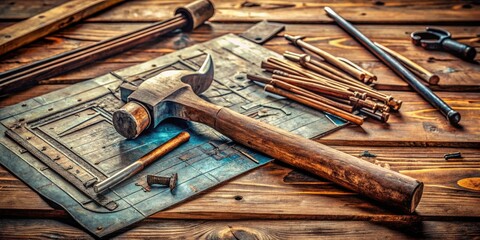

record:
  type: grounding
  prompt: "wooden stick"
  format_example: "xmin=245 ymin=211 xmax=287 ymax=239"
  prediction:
xmin=337 ymin=57 xmax=377 ymax=83
xmin=280 ymin=71 xmax=401 ymax=110
xmin=247 ymin=74 xmax=354 ymax=112
xmin=285 ymin=51 xmax=367 ymax=84
xmin=269 ymin=74 xmax=388 ymax=113
xmin=268 ymin=57 xmax=372 ymax=92
xmin=270 ymin=56 xmax=375 ymax=92
xmin=284 ymin=52 xmax=362 ymax=85
xmin=267 ymin=57 xmax=325 ymax=80
xmin=0 ymin=0 xmax=125 ymax=56
xmin=94 ymin=131 xmax=190 ymax=193
xmin=271 ymin=74 xmax=354 ymax=99
xmin=280 ymin=51 xmax=402 ymax=109
xmin=273 ymin=71 xmax=391 ymax=103
xmin=374 ymin=42 xmax=440 ymax=85
xmin=309 ymin=56 xmax=359 ymax=82
xmin=261 ymin=58 xmax=401 ymax=110
xmin=261 ymin=60 xmax=304 ymax=77
xmin=247 ymin=73 xmax=353 ymax=100
xmin=265 ymin=85 xmax=364 ymax=125
xmin=270 ymin=79 xmax=354 ymax=112
xmin=302 ymin=60 xmax=371 ymax=89
xmin=285 ymin=34 xmax=366 ymax=81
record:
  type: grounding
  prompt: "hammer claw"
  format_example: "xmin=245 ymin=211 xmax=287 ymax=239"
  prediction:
xmin=181 ymin=54 xmax=214 ymax=94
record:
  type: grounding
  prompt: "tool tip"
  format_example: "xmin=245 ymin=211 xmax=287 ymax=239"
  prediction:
xmin=284 ymin=34 xmax=294 ymax=41
xmin=324 ymin=7 xmax=334 ymax=15
xmin=447 ymin=110 xmax=461 ymax=125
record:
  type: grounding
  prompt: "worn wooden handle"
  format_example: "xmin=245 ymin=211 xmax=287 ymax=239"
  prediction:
xmin=212 ymin=106 xmax=423 ymax=213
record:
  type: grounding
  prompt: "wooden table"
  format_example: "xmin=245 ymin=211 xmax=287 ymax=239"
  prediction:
xmin=1 ymin=1 xmax=479 ymax=238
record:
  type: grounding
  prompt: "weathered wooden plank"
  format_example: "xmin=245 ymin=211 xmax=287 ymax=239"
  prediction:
xmin=1 ymin=0 xmax=479 ymax=24
xmin=2 ymin=146 xmax=478 ymax=219
xmin=0 ymin=1 xmax=69 ymax=20
xmin=1 ymin=23 xmax=477 ymax=91
xmin=0 ymin=0 xmax=125 ymax=56
xmin=1 ymin=218 xmax=480 ymax=239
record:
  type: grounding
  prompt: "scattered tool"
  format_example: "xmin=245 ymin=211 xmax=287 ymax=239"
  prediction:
xmin=0 ymin=0 xmax=215 ymax=96
xmin=248 ymin=74 xmax=364 ymax=125
xmin=94 ymin=131 xmax=190 ymax=193
xmin=411 ymin=27 xmax=477 ymax=61
xmin=147 ymin=173 xmax=178 ymax=192
xmin=284 ymin=50 xmax=356 ymax=82
xmin=285 ymin=34 xmax=369 ymax=82
xmin=251 ymin=52 xmax=399 ymax=123
xmin=112 ymin=55 xmax=424 ymax=213
xmin=325 ymin=7 xmax=461 ymax=125
xmin=444 ymin=152 xmax=462 ymax=160
xmin=375 ymin=42 xmax=440 ymax=85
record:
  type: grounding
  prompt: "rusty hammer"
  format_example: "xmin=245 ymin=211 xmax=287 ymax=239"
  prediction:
xmin=112 ymin=55 xmax=423 ymax=213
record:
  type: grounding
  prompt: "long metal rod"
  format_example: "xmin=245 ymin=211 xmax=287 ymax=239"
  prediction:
xmin=0 ymin=15 xmax=187 ymax=95
xmin=324 ymin=7 xmax=460 ymax=125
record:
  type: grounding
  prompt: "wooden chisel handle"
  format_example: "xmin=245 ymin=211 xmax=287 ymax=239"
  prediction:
xmin=94 ymin=131 xmax=190 ymax=193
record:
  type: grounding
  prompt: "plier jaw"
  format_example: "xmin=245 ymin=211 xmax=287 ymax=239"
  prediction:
xmin=411 ymin=27 xmax=451 ymax=50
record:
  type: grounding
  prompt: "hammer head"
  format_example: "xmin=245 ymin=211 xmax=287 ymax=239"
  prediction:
xmin=113 ymin=54 xmax=214 ymax=139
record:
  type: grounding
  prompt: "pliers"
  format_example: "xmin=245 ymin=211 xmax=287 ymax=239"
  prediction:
xmin=411 ymin=27 xmax=477 ymax=61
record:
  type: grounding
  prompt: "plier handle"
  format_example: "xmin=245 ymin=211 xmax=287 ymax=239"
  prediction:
xmin=411 ymin=27 xmax=476 ymax=61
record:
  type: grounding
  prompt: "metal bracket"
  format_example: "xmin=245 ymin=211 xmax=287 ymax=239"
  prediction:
xmin=239 ymin=20 xmax=285 ymax=45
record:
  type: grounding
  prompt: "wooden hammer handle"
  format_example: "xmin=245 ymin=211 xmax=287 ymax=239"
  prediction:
xmin=172 ymin=91 xmax=423 ymax=213
xmin=214 ymin=106 xmax=423 ymax=213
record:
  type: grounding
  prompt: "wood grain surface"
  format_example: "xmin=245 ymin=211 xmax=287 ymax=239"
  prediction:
xmin=0 ymin=0 xmax=124 ymax=56
xmin=0 ymin=0 xmax=479 ymax=238
xmin=1 ymin=0 xmax=479 ymax=24
xmin=1 ymin=219 xmax=480 ymax=239
xmin=2 ymin=146 xmax=479 ymax=219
